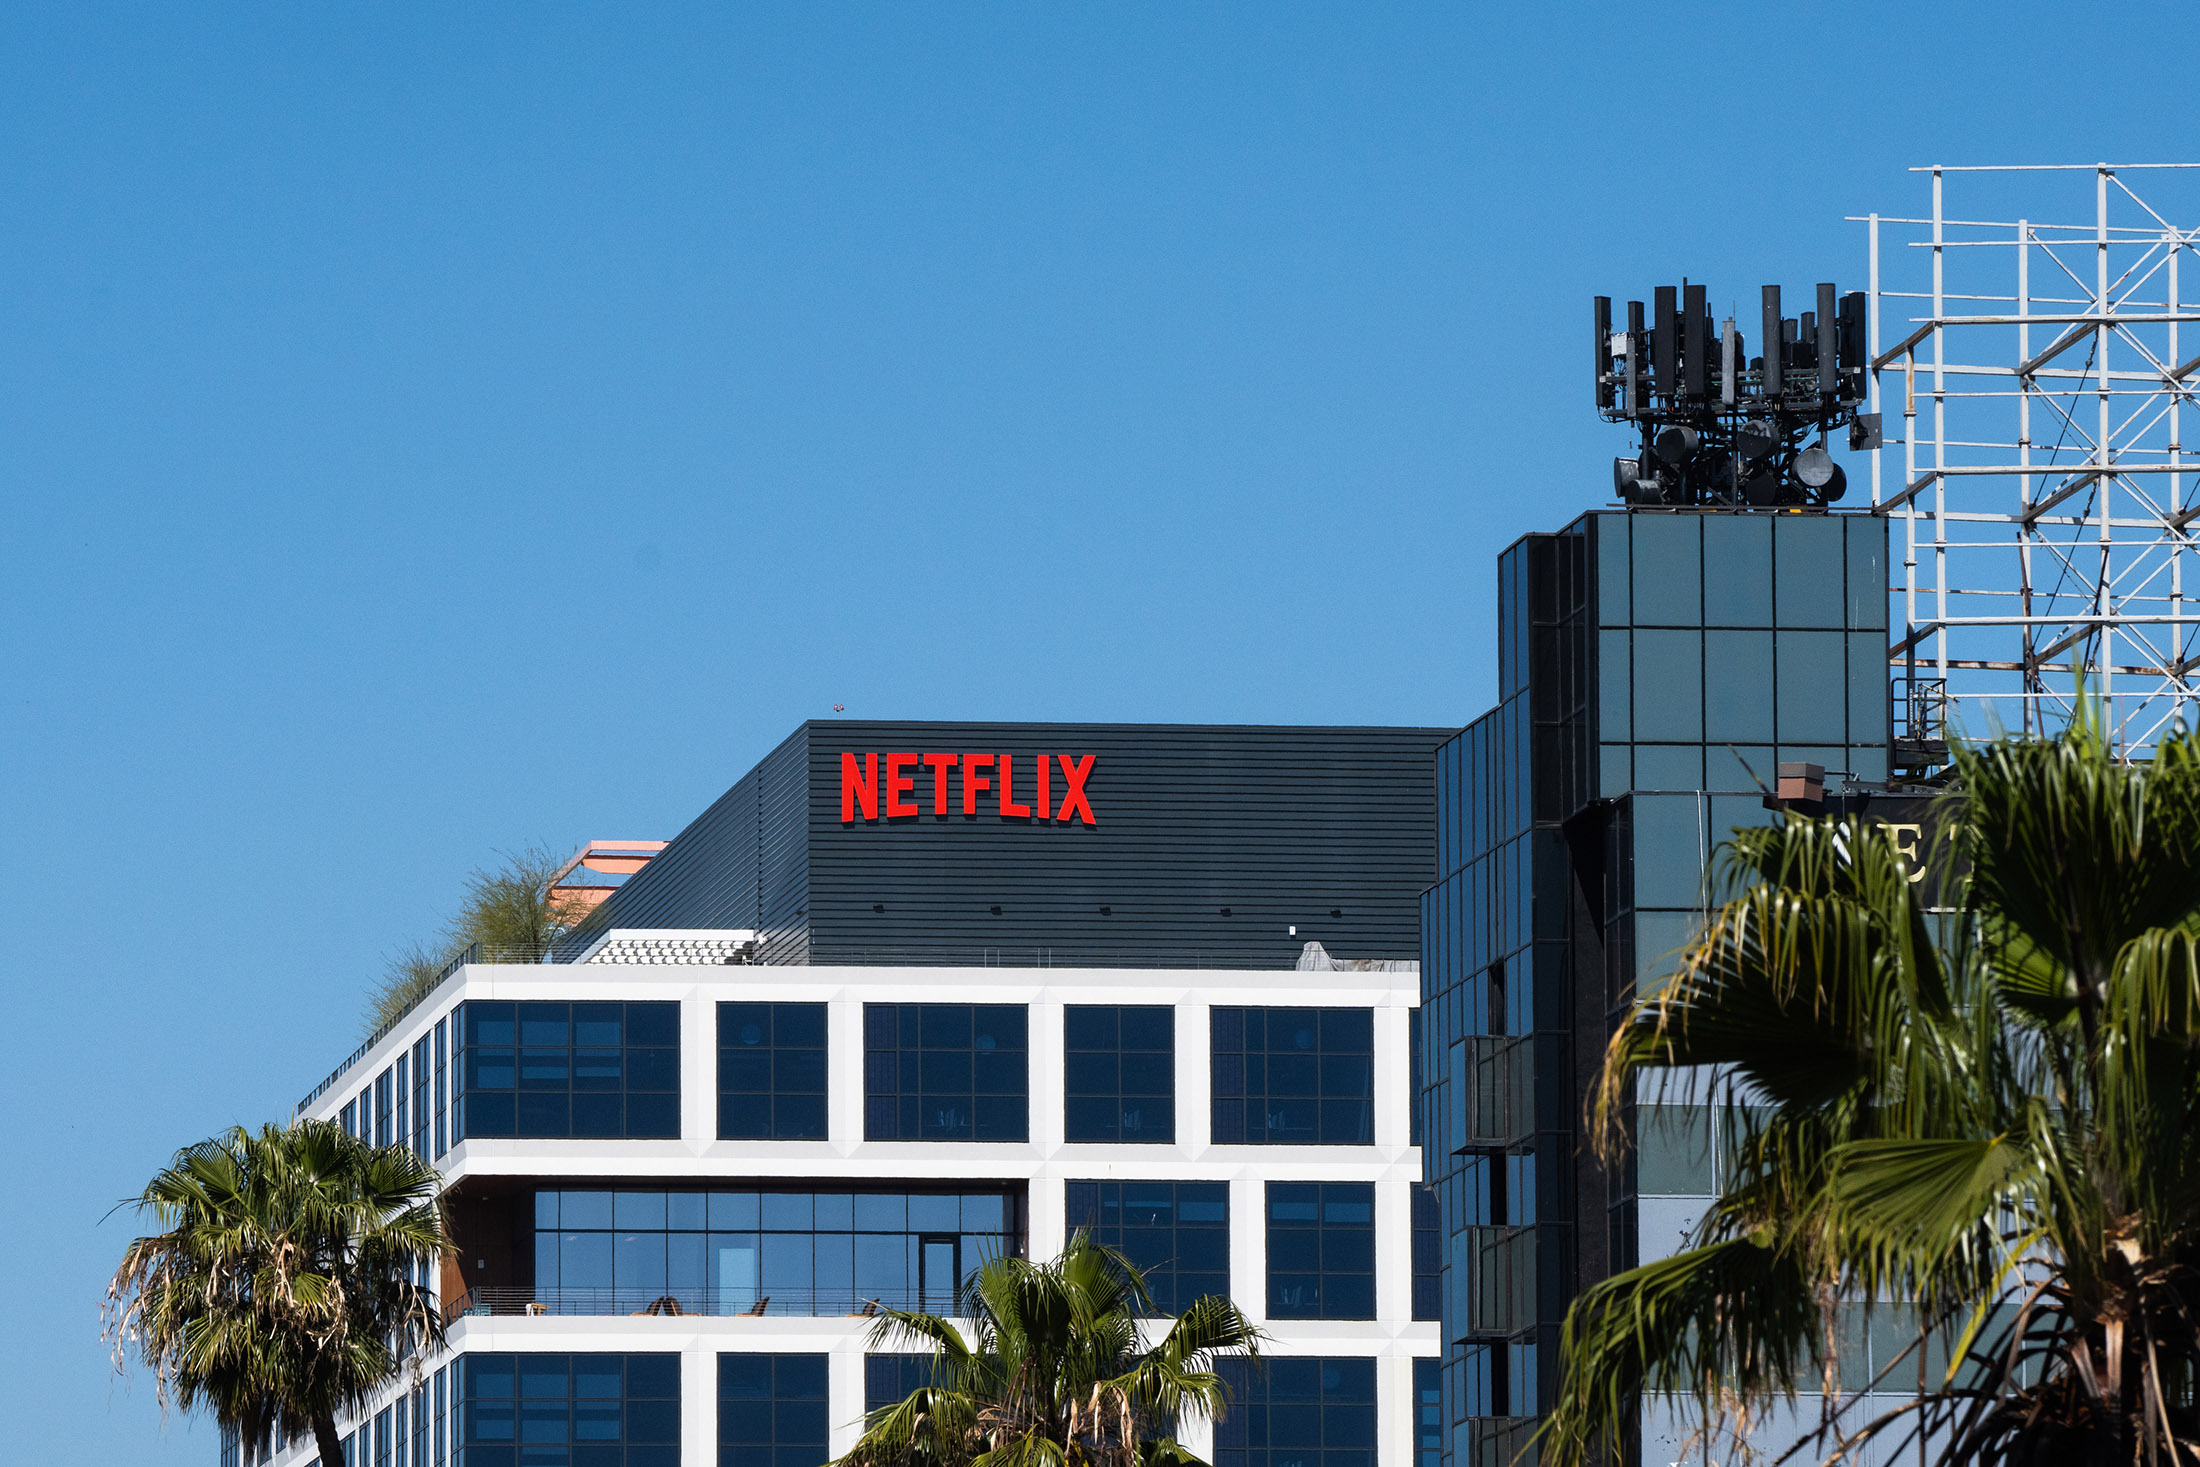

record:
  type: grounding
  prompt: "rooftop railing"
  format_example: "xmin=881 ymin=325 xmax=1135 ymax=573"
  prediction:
xmin=453 ymin=1286 xmax=953 ymax=1320
xmin=292 ymin=943 xmax=558 ymax=1116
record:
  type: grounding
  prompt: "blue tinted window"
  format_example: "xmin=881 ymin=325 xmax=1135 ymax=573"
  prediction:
xmin=863 ymin=1004 xmax=1027 ymax=1142
xmin=1209 ymin=1008 xmax=1373 ymax=1146
xmin=1632 ymin=630 xmax=1703 ymax=741
xmin=1631 ymin=796 xmax=1707 ymax=911
xmin=1063 ymin=1005 xmax=1174 ymax=1144
xmin=717 ymin=1003 xmax=828 ymax=1141
xmin=455 ymin=1352 xmax=679 ymax=1467
xmin=1597 ymin=629 xmax=1630 ymax=741
xmin=1064 ymin=1180 xmax=1228 ymax=1315
xmin=1776 ymin=630 xmax=1849 ymax=743
xmin=1849 ymin=632 xmax=1891 ymax=747
xmin=1594 ymin=514 xmax=1629 ymax=626
xmin=863 ymin=1355 xmax=941 ymax=1417
xmin=1265 ymin=1182 xmax=1375 ymax=1320
xmin=530 ymin=1187 xmax=1017 ymax=1317
xmin=1702 ymin=515 xmax=1772 ymax=626
xmin=1630 ymin=515 xmax=1700 ymax=625
xmin=1414 ymin=1357 xmax=1443 ymax=1467
xmin=1846 ymin=516 xmax=1888 ymax=630
xmin=1775 ymin=514 xmax=1845 ymax=627
xmin=717 ymin=1353 xmax=827 ymax=1467
xmin=454 ymin=1001 xmax=679 ymax=1142
xmin=1704 ymin=630 xmax=1775 ymax=743
xmin=1215 ymin=1356 xmax=1376 ymax=1467
xmin=1632 ymin=744 xmax=1702 ymax=792
xmin=1412 ymin=1186 xmax=1441 ymax=1322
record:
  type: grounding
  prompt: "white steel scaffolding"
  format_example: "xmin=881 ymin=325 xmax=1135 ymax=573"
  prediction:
xmin=1856 ymin=164 xmax=2200 ymax=756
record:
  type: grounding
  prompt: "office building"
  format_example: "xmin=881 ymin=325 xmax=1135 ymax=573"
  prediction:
xmin=250 ymin=722 xmax=1452 ymax=1467
xmin=1416 ymin=507 xmax=1932 ymax=1466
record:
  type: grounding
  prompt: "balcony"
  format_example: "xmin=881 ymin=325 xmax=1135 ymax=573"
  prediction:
xmin=1466 ymin=1225 xmax=1537 ymax=1336
xmin=1465 ymin=1417 xmax=1539 ymax=1467
xmin=455 ymin=1286 xmax=951 ymax=1319
xmin=1462 ymin=1035 xmax=1534 ymax=1147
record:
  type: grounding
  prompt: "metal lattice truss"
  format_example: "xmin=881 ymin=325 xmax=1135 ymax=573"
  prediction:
xmin=1856 ymin=164 xmax=2200 ymax=754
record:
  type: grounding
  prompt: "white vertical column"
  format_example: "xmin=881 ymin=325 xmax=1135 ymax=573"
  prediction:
xmin=829 ymin=1343 xmax=869 ymax=1458
xmin=1179 ymin=999 xmax=1213 ymax=1156
xmin=684 ymin=985 xmax=713 ymax=1155
xmin=682 ymin=1342 xmax=714 ymax=1467
xmin=831 ymin=996 xmax=864 ymax=1154
xmin=1230 ymin=1175 xmax=1268 ymax=1330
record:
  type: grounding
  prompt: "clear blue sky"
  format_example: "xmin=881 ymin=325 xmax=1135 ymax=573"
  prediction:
xmin=3 ymin=4 xmax=2189 ymax=1459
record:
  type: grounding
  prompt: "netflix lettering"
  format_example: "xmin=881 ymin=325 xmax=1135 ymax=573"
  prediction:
xmin=840 ymin=752 xmax=1097 ymax=826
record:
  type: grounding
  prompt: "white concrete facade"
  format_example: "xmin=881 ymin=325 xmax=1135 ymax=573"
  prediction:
xmin=277 ymin=957 xmax=1436 ymax=1467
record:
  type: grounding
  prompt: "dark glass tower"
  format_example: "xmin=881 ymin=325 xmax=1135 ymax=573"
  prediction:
xmin=1418 ymin=508 xmax=1892 ymax=1465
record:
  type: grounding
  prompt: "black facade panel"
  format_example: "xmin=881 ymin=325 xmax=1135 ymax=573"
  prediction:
xmin=571 ymin=722 xmax=1449 ymax=969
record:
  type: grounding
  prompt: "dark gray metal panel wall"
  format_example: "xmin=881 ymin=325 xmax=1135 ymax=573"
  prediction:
xmin=803 ymin=721 xmax=1449 ymax=968
xmin=573 ymin=721 xmax=1451 ymax=969
xmin=756 ymin=728 xmax=812 ymax=965
xmin=564 ymin=725 xmax=806 ymax=945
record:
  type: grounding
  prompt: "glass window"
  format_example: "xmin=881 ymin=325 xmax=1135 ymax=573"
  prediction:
xmin=376 ymin=1068 xmax=394 ymax=1148
xmin=1705 ymin=744 xmax=1775 ymax=795
xmin=1063 ymin=1005 xmax=1174 ymax=1144
xmin=1631 ymin=630 xmax=1703 ymax=742
xmin=454 ymin=1001 xmax=681 ymax=1142
xmin=1209 ymin=1007 xmax=1373 ymax=1146
xmin=1631 ymin=795 xmax=1707 ymax=910
xmin=455 ymin=1353 xmax=679 ymax=1467
xmin=1632 ymin=745 xmax=1701 ymax=792
xmin=717 ymin=1353 xmax=827 ymax=1467
xmin=1598 ymin=744 xmax=1630 ymax=798
xmin=412 ymin=1036 xmax=433 ymax=1162
xmin=1414 ymin=1358 xmax=1442 ymax=1467
xmin=1846 ymin=515 xmax=1889 ymax=631
xmin=1636 ymin=1104 xmax=1716 ymax=1195
xmin=531 ymin=1187 xmax=1018 ymax=1317
xmin=1412 ymin=1186 xmax=1441 ymax=1321
xmin=1064 ymin=1181 xmax=1228 ymax=1315
xmin=1704 ymin=629 xmax=1775 ymax=743
xmin=1594 ymin=514 xmax=1630 ymax=626
xmin=863 ymin=1004 xmax=1028 ymax=1142
xmin=1630 ymin=515 xmax=1700 ymax=625
xmin=864 ymin=1356 xmax=941 ymax=1418
xmin=1265 ymin=1182 xmax=1375 ymax=1320
xmin=1702 ymin=515 xmax=1772 ymax=626
xmin=717 ymin=1003 xmax=828 ymax=1141
xmin=1776 ymin=629 xmax=1849 ymax=744
xmin=1632 ymin=910 xmax=1702 ymax=997
xmin=1850 ymin=743 xmax=1890 ymax=783
xmin=1775 ymin=514 xmax=1845 ymax=628
xmin=434 ymin=1020 xmax=448 ymax=1160
xmin=1214 ymin=1356 xmax=1375 ymax=1467
xmin=1597 ymin=629 xmax=1630 ymax=741
xmin=1849 ymin=632 xmax=1890 ymax=748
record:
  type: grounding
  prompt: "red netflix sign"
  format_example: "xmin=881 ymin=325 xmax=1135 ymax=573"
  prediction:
xmin=840 ymin=752 xmax=1097 ymax=826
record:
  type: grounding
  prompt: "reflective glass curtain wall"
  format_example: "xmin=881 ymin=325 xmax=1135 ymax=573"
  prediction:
xmin=1419 ymin=509 xmax=1894 ymax=1467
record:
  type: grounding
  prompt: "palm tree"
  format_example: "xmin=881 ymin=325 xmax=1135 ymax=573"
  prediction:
xmin=106 ymin=1119 xmax=451 ymax=1467
xmin=836 ymin=1232 xmax=1263 ymax=1467
xmin=1544 ymin=710 xmax=2200 ymax=1467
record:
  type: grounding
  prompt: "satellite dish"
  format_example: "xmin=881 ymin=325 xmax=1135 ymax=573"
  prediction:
xmin=1742 ymin=470 xmax=1782 ymax=506
xmin=1793 ymin=443 xmax=1839 ymax=488
xmin=1653 ymin=425 xmax=1700 ymax=465
xmin=1737 ymin=421 xmax=1780 ymax=462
